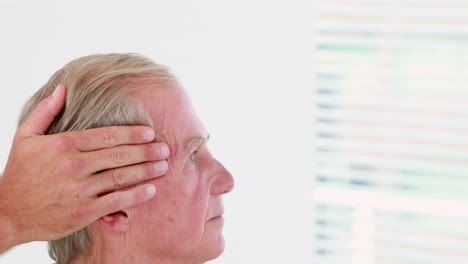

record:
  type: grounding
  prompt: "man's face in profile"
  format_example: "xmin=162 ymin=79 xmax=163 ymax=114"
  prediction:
xmin=116 ymin=85 xmax=234 ymax=263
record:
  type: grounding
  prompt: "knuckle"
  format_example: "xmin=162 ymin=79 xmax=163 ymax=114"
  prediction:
xmin=143 ymin=163 xmax=157 ymax=179
xmin=34 ymin=98 xmax=52 ymax=114
xmin=145 ymin=163 xmax=157 ymax=178
xmin=135 ymin=189 xmax=146 ymax=203
xmin=112 ymin=148 xmax=127 ymax=164
xmin=54 ymin=136 xmax=74 ymax=152
xmin=101 ymin=128 xmax=117 ymax=146
xmin=144 ymin=144 xmax=156 ymax=160
xmin=62 ymin=158 xmax=86 ymax=172
xmin=112 ymin=196 xmax=124 ymax=211
xmin=71 ymin=206 xmax=89 ymax=221
xmin=111 ymin=169 xmax=127 ymax=187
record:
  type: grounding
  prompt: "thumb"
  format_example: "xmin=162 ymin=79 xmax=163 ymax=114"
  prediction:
xmin=18 ymin=84 xmax=67 ymax=138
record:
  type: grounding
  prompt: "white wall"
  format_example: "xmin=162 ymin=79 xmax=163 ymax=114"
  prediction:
xmin=0 ymin=1 xmax=316 ymax=263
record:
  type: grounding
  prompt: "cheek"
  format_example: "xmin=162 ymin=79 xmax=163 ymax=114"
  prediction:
xmin=130 ymin=162 xmax=214 ymax=256
xmin=136 ymin=168 xmax=209 ymax=238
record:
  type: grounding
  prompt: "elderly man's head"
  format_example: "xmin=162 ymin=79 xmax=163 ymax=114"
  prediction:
xmin=19 ymin=54 xmax=234 ymax=264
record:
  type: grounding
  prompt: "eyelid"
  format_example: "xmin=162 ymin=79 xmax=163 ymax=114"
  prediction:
xmin=184 ymin=136 xmax=209 ymax=155
xmin=188 ymin=150 xmax=197 ymax=162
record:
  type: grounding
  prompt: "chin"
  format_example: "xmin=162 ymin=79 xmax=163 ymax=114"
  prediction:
xmin=194 ymin=233 xmax=226 ymax=263
xmin=209 ymin=235 xmax=226 ymax=259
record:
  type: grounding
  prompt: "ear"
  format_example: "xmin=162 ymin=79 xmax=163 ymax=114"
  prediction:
xmin=98 ymin=211 xmax=129 ymax=232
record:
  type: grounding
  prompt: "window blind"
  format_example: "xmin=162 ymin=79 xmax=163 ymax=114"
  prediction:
xmin=313 ymin=1 xmax=468 ymax=263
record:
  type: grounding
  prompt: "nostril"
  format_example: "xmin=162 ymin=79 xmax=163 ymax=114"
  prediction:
xmin=211 ymin=171 xmax=235 ymax=195
xmin=212 ymin=160 xmax=235 ymax=194
xmin=222 ymin=173 xmax=235 ymax=194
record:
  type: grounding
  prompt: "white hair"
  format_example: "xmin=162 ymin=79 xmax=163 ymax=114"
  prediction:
xmin=18 ymin=53 xmax=177 ymax=264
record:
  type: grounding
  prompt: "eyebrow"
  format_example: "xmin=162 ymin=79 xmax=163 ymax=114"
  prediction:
xmin=183 ymin=134 xmax=210 ymax=153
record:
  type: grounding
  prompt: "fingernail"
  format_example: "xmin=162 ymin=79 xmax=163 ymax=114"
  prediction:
xmin=145 ymin=185 xmax=156 ymax=197
xmin=52 ymin=84 xmax=61 ymax=97
xmin=158 ymin=145 xmax=169 ymax=157
xmin=154 ymin=161 xmax=168 ymax=173
xmin=143 ymin=129 xmax=155 ymax=141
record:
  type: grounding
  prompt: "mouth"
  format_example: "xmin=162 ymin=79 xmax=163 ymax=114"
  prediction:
xmin=207 ymin=215 xmax=224 ymax=225
xmin=209 ymin=215 xmax=223 ymax=221
xmin=208 ymin=199 xmax=225 ymax=222
xmin=207 ymin=211 xmax=224 ymax=222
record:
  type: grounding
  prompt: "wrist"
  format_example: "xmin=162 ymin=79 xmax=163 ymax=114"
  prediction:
xmin=0 ymin=178 xmax=20 ymax=253
xmin=0 ymin=217 xmax=18 ymax=254
xmin=0 ymin=208 xmax=19 ymax=254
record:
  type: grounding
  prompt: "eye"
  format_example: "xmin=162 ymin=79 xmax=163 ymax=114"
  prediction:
xmin=188 ymin=151 xmax=197 ymax=162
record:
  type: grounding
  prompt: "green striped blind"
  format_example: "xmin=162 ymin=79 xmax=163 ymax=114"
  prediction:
xmin=314 ymin=1 xmax=468 ymax=263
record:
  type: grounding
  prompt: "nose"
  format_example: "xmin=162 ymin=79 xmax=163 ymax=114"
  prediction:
xmin=211 ymin=160 xmax=235 ymax=195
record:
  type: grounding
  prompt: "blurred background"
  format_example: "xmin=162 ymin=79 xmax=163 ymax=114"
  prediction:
xmin=313 ymin=1 xmax=468 ymax=263
xmin=1 ymin=0 xmax=467 ymax=264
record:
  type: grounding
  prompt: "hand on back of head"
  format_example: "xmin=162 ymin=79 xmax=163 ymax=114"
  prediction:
xmin=0 ymin=84 xmax=169 ymax=253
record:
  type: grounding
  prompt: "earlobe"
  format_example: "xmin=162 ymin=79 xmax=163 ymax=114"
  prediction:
xmin=98 ymin=211 xmax=129 ymax=232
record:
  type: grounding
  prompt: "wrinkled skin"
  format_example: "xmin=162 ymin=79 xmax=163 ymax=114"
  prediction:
xmin=74 ymin=85 xmax=235 ymax=264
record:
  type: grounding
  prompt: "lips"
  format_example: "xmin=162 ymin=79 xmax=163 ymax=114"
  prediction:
xmin=207 ymin=198 xmax=225 ymax=221
xmin=207 ymin=205 xmax=224 ymax=221
xmin=208 ymin=210 xmax=224 ymax=221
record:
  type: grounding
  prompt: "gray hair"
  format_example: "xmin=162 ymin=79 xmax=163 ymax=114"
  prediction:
xmin=18 ymin=53 xmax=177 ymax=264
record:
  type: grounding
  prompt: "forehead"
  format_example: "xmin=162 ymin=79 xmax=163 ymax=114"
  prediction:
xmin=133 ymin=85 xmax=207 ymax=153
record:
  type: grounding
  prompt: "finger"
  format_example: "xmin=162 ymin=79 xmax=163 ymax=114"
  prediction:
xmin=69 ymin=126 xmax=156 ymax=152
xmin=18 ymin=84 xmax=66 ymax=138
xmin=84 ymin=142 xmax=169 ymax=174
xmin=89 ymin=184 xmax=156 ymax=219
xmin=84 ymin=160 xmax=168 ymax=197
